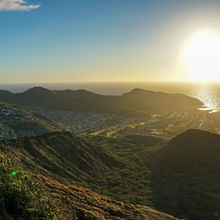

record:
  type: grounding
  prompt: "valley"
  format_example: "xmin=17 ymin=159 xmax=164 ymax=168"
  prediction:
xmin=1 ymin=87 xmax=220 ymax=219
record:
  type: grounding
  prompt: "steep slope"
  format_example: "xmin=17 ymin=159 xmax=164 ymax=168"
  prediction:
xmin=0 ymin=131 xmax=122 ymax=184
xmin=0 ymin=151 xmax=179 ymax=220
xmin=0 ymin=101 xmax=61 ymax=139
xmin=149 ymin=129 xmax=220 ymax=220
xmin=0 ymin=131 xmax=154 ymax=206
xmin=0 ymin=87 xmax=203 ymax=116
xmin=0 ymin=131 xmax=180 ymax=219
xmin=35 ymin=174 xmax=179 ymax=220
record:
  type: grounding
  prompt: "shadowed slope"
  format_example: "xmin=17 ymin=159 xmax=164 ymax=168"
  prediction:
xmin=149 ymin=129 xmax=220 ymax=220
xmin=121 ymin=88 xmax=203 ymax=112
xmin=0 ymin=131 xmax=154 ymax=206
xmin=0 ymin=131 xmax=123 ymax=184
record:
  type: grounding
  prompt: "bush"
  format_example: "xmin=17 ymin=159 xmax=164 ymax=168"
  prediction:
xmin=0 ymin=153 xmax=58 ymax=219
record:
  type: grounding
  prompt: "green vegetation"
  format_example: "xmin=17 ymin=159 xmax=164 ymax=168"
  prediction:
xmin=82 ymin=108 xmax=220 ymax=144
xmin=85 ymin=129 xmax=220 ymax=220
xmin=3 ymin=125 xmax=220 ymax=220
xmin=0 ymin=153 xmax=178 ymax=220
xmin=0 ymin=153 xmax=58 ymax=219
xmin=2 ymin=87 xmax=219 ymax=219
xmin=82 ymin=134 xmax=163 ymax=206
xmin=0 ymin=131 xmax=155 ymax=210
xmin=149 ymin=129 xmax=220 ymax=220
xmin=92 ymin=165 xmax=152 ymax=206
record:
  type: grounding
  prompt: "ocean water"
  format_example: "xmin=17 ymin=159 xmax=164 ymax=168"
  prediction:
xmin=0 ymin=82 xmax=220 ymax=111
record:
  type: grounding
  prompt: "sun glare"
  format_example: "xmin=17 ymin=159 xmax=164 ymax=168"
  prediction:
xmin=184 ymin=32 xmax=220 ymax=82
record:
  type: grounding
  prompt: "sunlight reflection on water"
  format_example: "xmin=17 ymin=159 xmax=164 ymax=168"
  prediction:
xmin=192 ymin=86 xmax=220 ymax=113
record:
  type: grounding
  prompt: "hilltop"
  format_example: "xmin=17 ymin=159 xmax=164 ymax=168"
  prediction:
xmin=121 ymin=88 xmax=203 ymax=112
xmin=149 ymin=129 xmax=220 ymax=170
xmin=149 ymin=129 xmax=220 ymax=220
xmin=0 ymin=87 xmax=203 ymax=116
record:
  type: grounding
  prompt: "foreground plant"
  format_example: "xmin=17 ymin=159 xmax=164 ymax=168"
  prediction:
xmin=0 ymin=153 xmax=58 ymax=220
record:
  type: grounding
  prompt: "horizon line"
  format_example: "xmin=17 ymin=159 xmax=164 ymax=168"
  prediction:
xmin=0 ymin=80 xmax=220 ymax=85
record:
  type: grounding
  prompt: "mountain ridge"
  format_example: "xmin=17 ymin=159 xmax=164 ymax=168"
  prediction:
xmin=0 ymin=131 xmax=123 ymax=184
xmin=0 ymin=87 xmax=204 ymax=116
xmin=0 ymin=130 xmax=179 ymax=219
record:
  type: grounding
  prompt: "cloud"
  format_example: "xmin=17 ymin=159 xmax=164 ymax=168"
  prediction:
xmin=0 ymin=0 xmax=40 ymax=11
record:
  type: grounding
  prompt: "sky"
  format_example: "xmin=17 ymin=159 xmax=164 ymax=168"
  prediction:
xmin=1 ymin=0 xmax=220 ymax=83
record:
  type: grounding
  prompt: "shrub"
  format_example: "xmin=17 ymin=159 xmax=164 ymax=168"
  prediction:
xmin=0 ymin=153 xmax=58 ymax=219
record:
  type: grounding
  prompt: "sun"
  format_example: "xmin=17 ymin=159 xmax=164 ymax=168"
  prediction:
xmin=184 ymin=31 xmax=220 ymax=82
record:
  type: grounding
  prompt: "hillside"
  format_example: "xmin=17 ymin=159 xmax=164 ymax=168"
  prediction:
xmin=0 ymin=131 xmax=154 ymax=205
xmin=0 ymin=153 xmax=178 ymax=220
xmin=0 ymin=87 xmax=203 ymax=116
xmin=0 ymin=131 xmax=180 ymax=220
xmin=0 ymin=131 xmax=123 ymax=184
xmin=0 ymin=101 xmax=61 ymax=139
xmin=3 ymin=126 xmax=220 ymax=219
xmin=148 ymin=129 xmax=220 ymax=220
xmin=36 ymin=174 xmax=179 ymax=220
xmin=120 ymin=88 xmax=203 ymax=112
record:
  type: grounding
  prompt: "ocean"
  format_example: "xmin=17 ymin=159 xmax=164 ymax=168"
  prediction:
xmin=1 ymin=82 xmax=220 ymax=111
